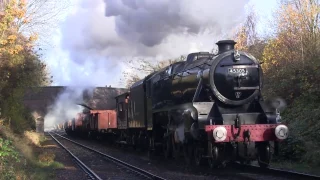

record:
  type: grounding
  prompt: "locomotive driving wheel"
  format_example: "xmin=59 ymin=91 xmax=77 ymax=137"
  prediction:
xmin=208 ymin=145 xmax=226 ymax=168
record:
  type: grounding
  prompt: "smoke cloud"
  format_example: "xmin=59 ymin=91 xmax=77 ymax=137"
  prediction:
xmin=44 ymin=0 xmax=251 ymax=129
xmin=104 ymin=0 xmax=249 ymax=47
xmin=59 ymin=0 xmax=250 ymax=71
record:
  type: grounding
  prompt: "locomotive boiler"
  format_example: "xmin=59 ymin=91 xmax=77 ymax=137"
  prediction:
xmin=145 ymin=40 xmax=288 ymax=168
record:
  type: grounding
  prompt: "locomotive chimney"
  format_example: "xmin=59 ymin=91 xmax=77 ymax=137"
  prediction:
xmin=216 ymin=40 xmax=237 ymax=54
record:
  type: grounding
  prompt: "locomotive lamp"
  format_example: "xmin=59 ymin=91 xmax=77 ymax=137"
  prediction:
xmin=275 ymin=125 xmax=289 ymax=140
xmin=212 ymin=126 xmax=227 ymax=142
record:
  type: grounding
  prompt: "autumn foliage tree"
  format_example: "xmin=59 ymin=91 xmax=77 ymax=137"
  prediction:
xmin=262 ymin=0 xmax=320 ymax=102
xmin=264 ymin=0 xmax=320 ymax=164
xmin=0 ymin=0 xmax=49 ymax=133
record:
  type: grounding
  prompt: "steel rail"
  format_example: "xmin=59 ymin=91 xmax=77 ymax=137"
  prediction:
xmin=48 ymin=132 xmax=103 ymax=180
xmin=53 ymin=132 xmax=166 ymax=180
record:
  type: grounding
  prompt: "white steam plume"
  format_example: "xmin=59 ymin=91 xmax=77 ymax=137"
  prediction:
xmin=44 ymin=87 xmax=94 ymax=130
xmin=44 ymin=0 xmax=251 ymax=129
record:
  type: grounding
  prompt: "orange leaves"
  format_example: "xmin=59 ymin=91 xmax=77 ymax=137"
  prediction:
xmin=0 ymin=33 xmax=25 ymax=60
xmin=22 ymin=17 xmax=30 ymax=24
xmin=0 ymin=0 xmax=29 ymax=32
xmin=14 ymin=8 xmax=25 ymax=19
xmin=28 ymin=34 xmax=38 ymax=42
xmin=0 ymin=44 xmax=22 ymax=59
xmin=7 ymin=34 xmax=17 ymax=43
xmin=13 ymin=45 xmax=22 ymax=54
xmin=234 ymin=26 xmax=249 ymax=51
xmin=0 ymin=39 xmax=8 ymax=45
xmin=0 ymin=0 xmax=39 ymax=66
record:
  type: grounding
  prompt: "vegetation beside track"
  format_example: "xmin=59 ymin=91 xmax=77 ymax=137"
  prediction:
xmin=0 ymin=1 xmax=77 ymax=179
xmin=233 ymin=0 xmax=320 ymax=172
xmin=0 ymin=127 xmax=64 ymax=180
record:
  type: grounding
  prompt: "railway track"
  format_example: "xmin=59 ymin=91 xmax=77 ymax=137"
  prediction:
xmin=51 ymin=131 xmax=320 ymax=180
xmin=49 ymin=132 xmax=101 ymax=180
xmin=49 ymin=132 xmax=166 ymax=180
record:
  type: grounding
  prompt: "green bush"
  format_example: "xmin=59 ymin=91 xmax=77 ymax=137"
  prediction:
xmin=277 ymin=93 xmax=320 ymax=165
xmin=1 ymin=89 xmax=36 ymax=134
xmin=0 ymin=137 xmax=21 ymax=179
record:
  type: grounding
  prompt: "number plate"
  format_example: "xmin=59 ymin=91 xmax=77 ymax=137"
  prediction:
xmin=228 ymin=68 xmax=247 ymax=74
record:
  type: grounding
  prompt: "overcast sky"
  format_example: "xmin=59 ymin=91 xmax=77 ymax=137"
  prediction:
xmin=42 ymin=0 xmax=279 ymax=88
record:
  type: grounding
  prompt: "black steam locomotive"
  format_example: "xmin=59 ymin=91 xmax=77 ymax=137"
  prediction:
xmin=60 ymin=40 xmax=288 ymax=169
xmin=114 ymin=40 xmax=289 ymax=168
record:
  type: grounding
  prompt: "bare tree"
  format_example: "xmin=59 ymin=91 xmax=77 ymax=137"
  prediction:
xmin=233 ymin=5 xmax=259 ymax=51
xmin=21 ymin=0 xmax=72 ymax=47
xmin=120 ymin=55 xmax=186 ymax=88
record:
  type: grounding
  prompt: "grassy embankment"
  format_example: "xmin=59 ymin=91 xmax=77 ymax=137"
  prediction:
xmin=0 ymin=126 xmax=64 ymax=180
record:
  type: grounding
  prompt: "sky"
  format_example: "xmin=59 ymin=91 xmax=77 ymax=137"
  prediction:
xmin=251 ymin=0 xmax=279 ymax=34
xmin=42 ymin=0 xmax=279 ymax=88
